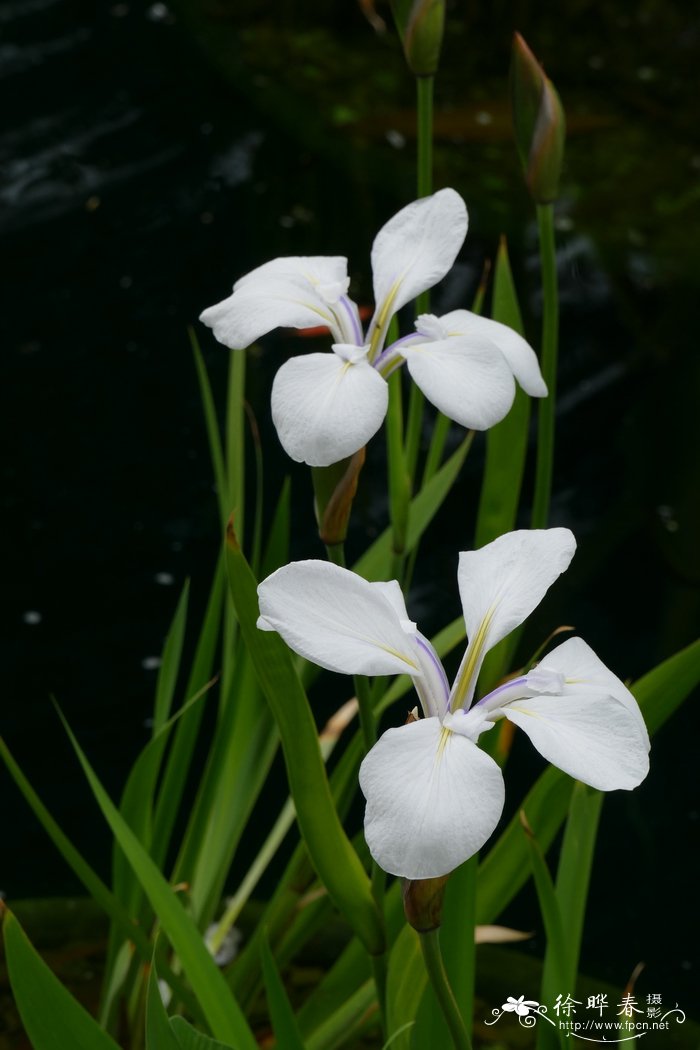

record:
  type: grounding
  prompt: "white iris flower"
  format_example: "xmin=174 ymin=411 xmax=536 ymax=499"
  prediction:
xmin=200 ymin=189 xmax=546 ymax=466
xmin=257 ymin=529 xmax=650 ymax=879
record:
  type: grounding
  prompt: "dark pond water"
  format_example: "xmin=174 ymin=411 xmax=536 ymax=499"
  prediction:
xmin=1 ymin=0 xmax=699 ymax=1011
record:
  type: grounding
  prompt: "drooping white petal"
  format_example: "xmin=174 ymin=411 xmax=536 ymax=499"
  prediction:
xmin=368 ymin=189 xmax=468 ymax=348
xmin=200 ymin=273 xmax=343 ymax=348
xmin=270 ymin=348 xmax=388 ymax=466
xmin=537 ymin=637 xmax=649 ymax=738
xmin=359 ymin=717 xmax=505 ymax=879
xmin=502 ymin=691 xmax=650 ymax=790
xmin=437 ymin=310 xmax=547 ymax=397
xmin=257 ymin=560 xmax=423 ymax=678
xmin=401 ymin=335 xmax=516 ymax=430
xmin=450 ymin=529 xmax=576 ymax=710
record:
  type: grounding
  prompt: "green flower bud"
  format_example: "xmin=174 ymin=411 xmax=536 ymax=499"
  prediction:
xmin=312 ymin=449 xmax=366 ymax=548
xmin=391 ymin=0 xmax=445 ymax=78
xmin=511 ymin=32 xmax=565 ymax=204
xmin=402 ymin=874 xmax=449 ymax=932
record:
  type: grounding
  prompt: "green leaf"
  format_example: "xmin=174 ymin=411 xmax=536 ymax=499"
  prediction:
xmin=632 ymin=636 xmax=700 ymax=735
xmin=260 ymin=476 xmax=292 ymax=580
xmin=355 ymin=430 xmax=473 ymax=581
xmin=224 ymin=524 xmax=384 ymax=956
xmin=112 ymin=583 xmax=191 ymax=925
xmin=173 ymin=652 xmax=276 ymax=928
xmin=170 ymin=1017 xmax=236 ymax=1049
xmin=260 ymin=933 xmax=308 ymax=1050
xmin=226 ymin=347 xmax=247 ymax=545
xmin=549 ymin=782 xmax=602 ymax=992
xmin=55 ymin=706 xmax=258 ymax=1049
xmin=0 ymin=737 xmax=201 ymax=1022
xmin=520 ymin=815 xmax=568 ymax=1050
xmin=153 ymin=580 xmax=190 ymax=733
xmin=191 ymin=329 xmax=229 ymax=526
xmin=146 ymin=959 xmax=182 ymax=1050
xmin=2 ymin=908 xmax=121 ymax=1050
xmin=385 ymin=924 xmax=426 ymax=1050
xmin=152 ymin=556 xmax=226 ymax=868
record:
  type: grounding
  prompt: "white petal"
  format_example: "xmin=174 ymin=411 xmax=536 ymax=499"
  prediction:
xmin=370 ymin=581 xmax=415 ymax=630
xmin=359 ymin=718 xmax=505 ymax=879
xmin=450 ymin=529 xmax=576 ymax=710
xmin=369 ymin=189 xmax=468 ymax=340
xmin=538 ymin=637 xmax=649 ymax=739
xmin=257 ymin=561 xmax=423 ymax=677
xmin=503 ymin=691 xmax=650 ymax=790
xmin=200 ymin=273 xmax=341 ymax=348
xmin=234 ymin=256 xmax=349 ymax=295
xmin=438 ymin=310 xmax=547 ymax=397
xmin=402 ymin=335 xmax=516 ymax=429
xmin=270 ymin=350 xmax=388 ymax=466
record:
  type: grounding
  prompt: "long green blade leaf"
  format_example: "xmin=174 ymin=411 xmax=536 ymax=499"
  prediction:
xmin=260 ymin=933 xmax=308 ymax=1050
xmin=2 ymin=908 xmax=121 ymax=1050
xmin=146 ymin=959 xmax=182 ymax=1050
xmin=170 ymin=1017 xmax=236 ymax=1049
xmin=191 ymin=329 xmax=229 ymax=525
xmin=224 ymin=522 xmax=384 ymax=956
xmin=55 ymin=707 xmax=258 ymax=1049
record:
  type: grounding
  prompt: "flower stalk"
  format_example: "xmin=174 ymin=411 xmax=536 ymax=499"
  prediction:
xmin=531 ymin=202 xmax=559 ymax=528
xmin=420 ymin=929 xmax=473 ymax=1050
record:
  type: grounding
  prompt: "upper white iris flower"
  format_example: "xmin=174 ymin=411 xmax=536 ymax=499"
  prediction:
xmin=200 ymin=189 xmax=547 ymax=466
xmin=257 ymin=528 xmax=650 ymax=879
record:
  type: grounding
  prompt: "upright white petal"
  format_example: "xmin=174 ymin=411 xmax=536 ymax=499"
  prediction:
xmin=257 ymin=561 xmax=422 ymax=678
xmin=359 ymin=718 xmax=505 ymax=879
xmin=200 ymin=273 xmax=343 ymax=348
xmin=401 ymin=335 xmax=516 ymax=430
xmin=450 ymin=529 xmax=576 ymax=710
xmin=270 ymin=348 xmax=388 ymax=466
xmin=502 ymin=692 xmax=650 ymax=790
xmin=437 ymin=310 xmax=547 ymax=397
xmin=368 ymin=189 xmax=468 ymax=348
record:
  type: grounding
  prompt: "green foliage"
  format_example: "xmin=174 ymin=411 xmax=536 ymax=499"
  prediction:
xmin=2 ymin=908 xmax=121 ymax=1050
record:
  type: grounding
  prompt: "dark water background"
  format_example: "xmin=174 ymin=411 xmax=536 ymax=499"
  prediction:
xmin=1 ymin=0 xmax=699 ymax=1011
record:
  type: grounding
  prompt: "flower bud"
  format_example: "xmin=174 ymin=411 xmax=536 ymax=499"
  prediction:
xmin=391 ymin=0 xmax=445 ymax=78
xmin=402 ymin=874 xmax=449 ymax=932
xmin=511 ymin=33 xmax=565 ymax=204
xmin=312 ymin=449 xmax=366 ymax=548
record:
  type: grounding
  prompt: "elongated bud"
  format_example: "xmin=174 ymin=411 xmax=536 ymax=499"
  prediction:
xmin=511 ymin=33 xmax=565 ymax=203
xmin=391 ymin=0 xmax=445 ymax=77
xmin=402 ymin=874 xmax=449 ymax=932
xmin=312 ymin=448 xmax=365 ymax=548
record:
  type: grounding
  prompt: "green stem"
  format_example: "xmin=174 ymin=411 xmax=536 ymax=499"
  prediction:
xmin=531 ymin=203 xmax=559 ymax=529
xmin=353 ymin=674 xmax=376 ymax=757
xmin=405 ymin=75 xmax=435 ymax=487
xmin=416 ymin=75 xmax=434 ymax=201
xmin=325 ymin=543 xmax=346 ymax=568
xmin=421 ymin=930 xmax=473 ymax=1050
xmin=386 ymin=371 xmax=409 ymax=580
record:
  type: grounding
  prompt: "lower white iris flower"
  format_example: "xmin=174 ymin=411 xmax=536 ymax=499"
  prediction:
xmin=257 ymin=529 xmax=650 ymax=879
xmin=200 ymin=189 xmax=546 ymax=466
